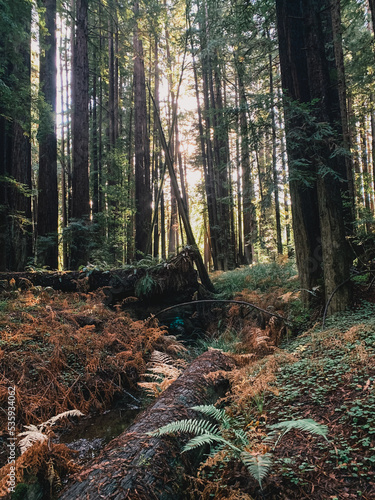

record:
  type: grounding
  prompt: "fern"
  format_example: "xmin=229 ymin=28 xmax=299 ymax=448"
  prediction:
xmin=18 ymin=410 xmax=84 ymax=454
xmin=18 ymin=427 xmax=49 ymax=454
xmin=40 ymin=409 xmax=85 ymax=431
xmin=183 ymin=433 xmax=231 ymax=452
xmin=265 ymin=418 xmax=328 ymax=448
xmin=150 ymin=418 xmax=220 ymax=438
xmin=191 ymin=404 xmax=231 ymax=428
xmin=150 ymin=405 xmax=329 ymax=490
xmin=135 ymin=273 xmax=157 ymax=298
xmin=241 ymin=451 xmax=273 ymax=490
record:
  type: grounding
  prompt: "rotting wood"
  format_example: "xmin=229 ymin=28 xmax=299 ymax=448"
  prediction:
xmin=0 ymin=249 xmax=200 ymax=308
xmin=59 ymin=349 xmax=235 ymax=500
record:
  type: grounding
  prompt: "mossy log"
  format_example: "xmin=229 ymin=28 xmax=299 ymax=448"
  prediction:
xmin=59 ymin=350 xmax=235 ymax=500
xmin=0 ymin=250 xmax=199 ymax=308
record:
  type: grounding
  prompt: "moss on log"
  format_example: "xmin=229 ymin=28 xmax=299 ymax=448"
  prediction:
xmin=0 ymin=250 xmax=199 ymax=309
xmin=59 ymin=350 xmax=235 ymax=500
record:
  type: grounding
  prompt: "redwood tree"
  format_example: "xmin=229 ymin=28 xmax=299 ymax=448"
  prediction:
xmin=276 ymin=0 xmax=351 ymax=314
xmin=0 ymin=0 xmax=32 ymax=271
xmin=70 ymin=0 xmax=90 ymax=268
xmin=37 ymin=0 xmax=58 ymax=269
xmin=133 ymin=0 xmax=152 ymax=257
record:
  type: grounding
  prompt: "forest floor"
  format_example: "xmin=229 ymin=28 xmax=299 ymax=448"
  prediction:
xmin=0 ymin=261 xmax=374 ymax=499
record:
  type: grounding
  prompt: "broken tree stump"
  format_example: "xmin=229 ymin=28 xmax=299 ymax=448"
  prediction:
xmin=59 ymin=350 xmax=235 ymax=500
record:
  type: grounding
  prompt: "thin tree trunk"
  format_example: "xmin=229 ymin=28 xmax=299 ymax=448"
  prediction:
xmin=269 ymin=49 xmax=283 ymax=255
xmin=60 ymin=24 xmax=68 ymax=269
xmin=236 ymin=57 xmax=256 ymax=264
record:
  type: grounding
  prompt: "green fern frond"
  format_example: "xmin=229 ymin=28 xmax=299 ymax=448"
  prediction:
xmin=135 ymin=273 xmax=157 ymax=298
xmin=265 ymin=418 xmax=328 ymax=448
xmin=191 ymin=405 xmax=231 ymax=428
xmin=232 ymin=428 xmax=249 ymax=446
xmin=148 ymin=418 xmax=220 ymax=438
xmin=240 ymin=451 xmax=273 ymax=489
xmin=182 ymin=433 xmax=229 ymax=452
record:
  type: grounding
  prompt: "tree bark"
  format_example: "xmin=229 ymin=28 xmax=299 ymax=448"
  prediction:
xmin=71 ymin=0 xmax=90 ymax=268
xmin=37 ymin=0 xmax=58 ymax=269
xmin=276 ymin=0 xmax=351 ymax=313
xmin=236 ymin=57 xmax=257 ymax=264
xmin=133 ymin=0 xmax=152 ymax=257
xmin=0 ymin=1 xmax=32 ymax=271
xmin=58 ymin=350 xmax=235 ymax=500
xmin=276 ymin=0 xmax=323 ymax=301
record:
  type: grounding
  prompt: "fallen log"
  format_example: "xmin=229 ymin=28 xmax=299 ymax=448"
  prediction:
xmin=59 ymin=349 xmax=235 ymax=500
xmin=0 ymin=250 xmax=199 ymax=309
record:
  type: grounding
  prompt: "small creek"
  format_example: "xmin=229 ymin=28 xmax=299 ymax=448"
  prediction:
xmin=59 ymin=398 xmax=142 ymax=463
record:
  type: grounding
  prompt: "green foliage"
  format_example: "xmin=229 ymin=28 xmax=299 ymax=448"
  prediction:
xmin=265 ymin=419 xmax=328 ymax=448
xmin=134 ymin=273 xmax=157 ymax=298
xmin=263 ymin=303 xmax=375 ymax=487
xmin=213 ymin=261 xmax=298 ymax=295
xmin=193 ymin=329 xmax=242 ymax=355
xmin=0 ymin=176 xmax=33 ymax=197
xmin=240 ymin=451 xmax=273 ymax=487
xmin=287 ymin=298 xmax=313 ymax=333
xmin=150 ymin=404 xmax=328 ymax=489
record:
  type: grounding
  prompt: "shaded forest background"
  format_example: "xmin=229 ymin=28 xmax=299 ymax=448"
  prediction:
xmin=1 ymin=0 xmax=375 ymax=314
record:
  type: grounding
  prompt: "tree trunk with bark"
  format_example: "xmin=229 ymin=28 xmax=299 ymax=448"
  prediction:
xmin=276 ymin=0 xmax=351 ymax=313
xmin=236 ymin=57 xmax=257 ymax=264
xmin=59 ymin=349 xmax=235 ymax=500
xmin=0 ymin=1 xmax=32 ymax=271
xmin=71 ymin=0 xmax=90 ymax=268
xmin=133 ymin=0 xmax=152 ymax=257
xmin=37 ymin=0 xmax=58 ymax=269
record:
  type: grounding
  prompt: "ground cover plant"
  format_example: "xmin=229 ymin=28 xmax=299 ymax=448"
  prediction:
xmin=1 ymin=261 xmax=375 ymax=499
xmin=174 ymin=266 xmax=375 ymax=499
xmin=0 ymin=285 xmax=171 ymax=496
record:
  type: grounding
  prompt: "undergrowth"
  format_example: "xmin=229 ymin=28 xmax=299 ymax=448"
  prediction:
xmin=0 ymin=289 xmax=167 ymax=429
xmin=212 ymin=260 xmax=298 ymax=295
xmin=0 ymin=286 xmax=176 ymax=497
xmin=191 ymin=299 xmax=375 ymax=499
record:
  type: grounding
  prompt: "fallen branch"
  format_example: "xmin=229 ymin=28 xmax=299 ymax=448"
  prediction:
xmin=155 ymin=299 xmax=292 ymax=326
xmin=322 ymin=268 xmax=375 ymax=329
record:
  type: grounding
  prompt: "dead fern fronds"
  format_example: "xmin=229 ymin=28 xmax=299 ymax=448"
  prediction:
xmin=149 ymin=350 xmax=175 ymax=365
xmin=18 ymin=427 xmax=49 ymax=454
xmin=19 ymin=410 xmax=84 ymax=454
xmin=40 ymin=409 xmax=85 ymax=431
xmin=138 ymin=349 xmax=184 ymax=396
xmin=156 ymin=334 xmax=187 ymax=356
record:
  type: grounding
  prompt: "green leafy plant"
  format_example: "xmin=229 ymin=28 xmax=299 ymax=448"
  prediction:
xmin=149 ymin=404 xmax=328 ymax=489
xmin=134 ymin=272 xmax=157 ymax=298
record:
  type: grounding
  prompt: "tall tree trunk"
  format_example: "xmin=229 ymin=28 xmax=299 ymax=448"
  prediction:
xmin=276 ymin=0 xmax=351 ymax=314
xmin=60 ymin=21 xmax=68 ymax=269
xmin=188 ymin=12 xmax=218 ymax=269
xmin=234 ymin=79 xmax=244 ymax=264
xmin=37 ymin=0 xmax=58 ymax=269
xmin=133 ymin=0 xmax=152 ymax=257
xmin=236 ymin=57 xmax=256 ymax=264
xmin=71 ymin=0 xmax=90 ymax=268
xmin=152 ymin=36 xmax=160 ymax=258
xmin=330 ymin=0 xmax=355 ymax=223
xmin=0 ymin=1 xmax=32 ymax=271
xmin=269 ymin=49 xmax=283 ymax=255
xmin=276 ymin=0 xmax=324 ymax=304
